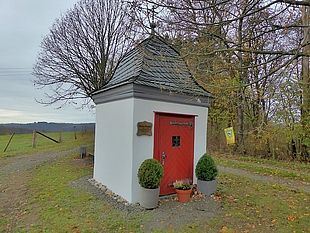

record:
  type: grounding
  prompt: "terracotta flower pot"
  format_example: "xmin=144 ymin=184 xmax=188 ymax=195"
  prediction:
xmin=175 ymin=188 xmax=192 ymax=203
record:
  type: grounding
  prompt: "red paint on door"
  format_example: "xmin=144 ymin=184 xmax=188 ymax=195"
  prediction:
xmin=154 ymin=113 xmax=195 ymax=196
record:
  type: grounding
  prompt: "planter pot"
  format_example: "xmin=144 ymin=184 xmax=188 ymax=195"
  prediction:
xmin=140 ymin=186 xmax=160 ymax=209
xmin=175 ymin=188 xmax=192 ymax=203
xmin=197 ymin=179 xmax=217 ymax=196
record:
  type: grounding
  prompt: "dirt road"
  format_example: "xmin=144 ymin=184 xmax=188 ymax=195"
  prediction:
xmin=1 ymin=149 xmax=309 ymax=232
xmin=217 ymin=165 xmax=310 ymax=194
xmin=0 ymin=148 xmax=79 ymax=231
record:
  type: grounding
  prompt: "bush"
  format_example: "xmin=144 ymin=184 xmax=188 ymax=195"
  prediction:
xmin=195 ymin=153 xmax=218 ymax=181
xmin=137 ymin=158 xmax=164 ymax=189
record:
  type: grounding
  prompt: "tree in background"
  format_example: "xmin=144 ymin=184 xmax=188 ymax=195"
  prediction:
xmin=143 ymin=0 xmax=310 ymax=160
xmin=33 ymin=0 xmax=310 ymax=160
xmin=33 ymin=0 xmax=142 ymax=108
xmin=301 ymin=4 xmax=310 ymax=160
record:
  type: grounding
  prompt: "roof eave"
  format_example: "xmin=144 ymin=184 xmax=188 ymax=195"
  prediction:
xmin=92 ymin=83 xmax=214 ymax=107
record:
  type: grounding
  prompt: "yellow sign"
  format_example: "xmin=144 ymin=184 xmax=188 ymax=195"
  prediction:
xmin=224 ymin=127 xmax=235 ymax=144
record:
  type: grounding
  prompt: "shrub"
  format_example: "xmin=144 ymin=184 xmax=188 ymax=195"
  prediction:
xmin=137 ymin=158 xmax=164 ymax=189
xmin=195 ymin=153 xmax=218 ymax=181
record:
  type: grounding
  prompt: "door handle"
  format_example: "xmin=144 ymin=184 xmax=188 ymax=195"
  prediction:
xmin=161 ymin=152 xmax=168 ymax=165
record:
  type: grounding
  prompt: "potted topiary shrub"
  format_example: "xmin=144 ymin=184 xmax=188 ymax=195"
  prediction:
xmin=137 ymin=158 xmax=164 ymax=209
xmin=195 ymin=153 xmax=218 ymax=196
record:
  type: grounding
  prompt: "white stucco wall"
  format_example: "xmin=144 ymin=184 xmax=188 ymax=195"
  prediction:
xmin=94 ymin=98 xmax=135 ymax=202
xmin=131 ymin=98 xmax=208 ymax=203
xmin=94 ymin=97 xmax=208 ymax=204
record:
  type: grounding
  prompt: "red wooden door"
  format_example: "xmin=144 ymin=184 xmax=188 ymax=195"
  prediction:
xmin=154 ymin=113 xmax=195 ymax=196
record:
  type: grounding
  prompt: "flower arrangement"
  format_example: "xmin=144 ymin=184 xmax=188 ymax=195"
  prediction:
xmin=173 ymin=179 xmax=191 ymax=190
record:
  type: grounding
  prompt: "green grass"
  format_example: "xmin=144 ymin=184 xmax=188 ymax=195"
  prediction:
xmin=0 ymin=132 xmax=146 ymax=233
xmin=14 ymin=163 xmax=310 ymax=232
xmin=0 ymin=210 xmax=8 ymax=231
xmin=212 ymin=153 xmax=310 ymax=173
xmin=206 ymin=173 xmax=310 ymax=233
xmin=138 ymin=171 xmax=310 ymax=232
xmin=213 ymin=155 xmax=310 ymax=183
xmin=0 ymin=132 xmax=94 ymax=158
xmin=23 ymin=152 xmax=145 ymax=233
xmin=1 ymin=134 xmax=310 ymax=232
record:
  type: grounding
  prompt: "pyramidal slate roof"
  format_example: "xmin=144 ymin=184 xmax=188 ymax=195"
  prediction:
xmin=92 ymin=35 xmax=214 ymax=106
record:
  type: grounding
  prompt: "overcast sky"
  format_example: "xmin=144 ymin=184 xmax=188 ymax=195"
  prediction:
xmin=0 ymin=0 xmax=96 ymax=123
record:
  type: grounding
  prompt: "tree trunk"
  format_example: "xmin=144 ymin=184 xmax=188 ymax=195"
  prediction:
xmin=301 ymin=5 xmax=310 ymax=161
xmin=237 ymin=16 xmax=245 ymax=154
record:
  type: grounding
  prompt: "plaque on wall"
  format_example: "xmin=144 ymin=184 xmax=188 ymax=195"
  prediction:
xmin=137 ymin=121 xmax=152 ymax=136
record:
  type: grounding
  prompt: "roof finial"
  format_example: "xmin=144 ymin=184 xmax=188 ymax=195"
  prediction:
xmin=150 ymin=5 xmax=156 ymax=35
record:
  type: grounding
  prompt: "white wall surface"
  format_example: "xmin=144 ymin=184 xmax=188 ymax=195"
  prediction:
xmin=94 ymin=97 xmax=208 ymax=204
xmin=94 ymin=98 xmax=134 ymax=202
xmin=131 ymin=98 xmax=208 ymax=202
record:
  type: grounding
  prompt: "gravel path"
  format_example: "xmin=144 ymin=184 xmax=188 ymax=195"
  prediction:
xmin=219 ymin=158 xmax=310 ymax=176
xmin=0 ymin=148 xmax=81 ymax=232
xmin=217 ymin=165 xmax=310 ymax=194
xmin=1 ymin=148 xmax=309 ymax=232
xmin=71 ymin=176 xmax=220 ymax=232
xmin=0 ymin=148 xmax=79 ymax=175
xmin=0 ymin=148 xmax=220 ymax=232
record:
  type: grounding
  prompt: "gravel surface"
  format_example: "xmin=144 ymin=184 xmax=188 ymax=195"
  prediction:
xmin=0 ymin=148 xmax=82 ymax=232
xmin=0 ymin=148 xmax=221 ymax=232
xmin=70 ymin=175 xmax=220 ymax=232
xmin=2 ymin=147 xmax=309 ymax=232
xmin=217 ymin=165 xmax=310 ymax=194
xmin=0 ymin=148 xmax=79 ymax=175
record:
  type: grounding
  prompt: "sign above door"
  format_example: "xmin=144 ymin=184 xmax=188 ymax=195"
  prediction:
xmin=170 ymin=121 xmax=193 ymax=130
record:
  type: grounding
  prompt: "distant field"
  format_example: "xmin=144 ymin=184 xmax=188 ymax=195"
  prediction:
xmin=0 ymin=122 xmax=95 ymax=135
xmin=0 ymin=131 xmax=94 ymax=157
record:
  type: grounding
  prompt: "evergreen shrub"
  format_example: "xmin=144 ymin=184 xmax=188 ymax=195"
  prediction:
xmin=137 ymin=158 xmax=164 ymax=189
xmin=195 ymin=153 xmax=218 ymax=181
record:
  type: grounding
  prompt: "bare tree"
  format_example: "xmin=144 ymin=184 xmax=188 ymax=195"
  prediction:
xmin=33 ymin=0 xmax=141 ymax=108
xmin=301 ymin=4 xmax=310 ymax=160
xmin=139 ymin=0 xmax=310 ymax=158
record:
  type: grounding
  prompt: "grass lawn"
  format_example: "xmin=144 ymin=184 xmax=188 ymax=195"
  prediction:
xmin=208 ymin=173 xmax=310 ymax=233
xmin=1 ymin=133 xmax=309 ymax=232
xmin=213 ymin=154 xmax=310 ymax=190
xmin=23 ymin=153 xmax=309 ymax=232
xmin=0 ymin=131 xmax=94 ymax=157
xmin=24 ymin=153 xmax=145 ymax=233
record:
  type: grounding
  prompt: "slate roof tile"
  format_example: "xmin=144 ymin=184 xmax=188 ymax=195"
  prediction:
xmin=94 ymin=35 xmax=213 ymax=99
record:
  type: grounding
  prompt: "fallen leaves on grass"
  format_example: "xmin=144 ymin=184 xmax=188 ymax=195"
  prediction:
xmin=220 ymin=226 xmax=228 ymax=232
xmin=287 ymin=215 xmax=296 ymax=222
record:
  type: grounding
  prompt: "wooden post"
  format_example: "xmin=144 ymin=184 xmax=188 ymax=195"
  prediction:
xmin=32 ymin=130 xmax=37 ymax=148
xmin=74 ymin=126 xmax=77 ymax=140
xmin=35 ymin=130 xmax=59 ymax=143
xmin=80 ymin=146 xmax=86 ymax=158
xmin=3 ymin=132 xmax=15 ymax=152
xmin=59 ymin=127 xmax=62 ymax=143
xmin=81 ymin=125 xmax=84 ymax=137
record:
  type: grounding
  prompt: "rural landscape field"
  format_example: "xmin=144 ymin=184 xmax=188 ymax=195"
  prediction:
xmin=0 ymin=131 xmax=309 ymax=232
